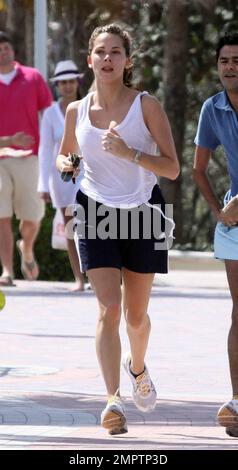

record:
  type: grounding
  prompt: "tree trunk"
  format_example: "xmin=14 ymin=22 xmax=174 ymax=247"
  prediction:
xmin=0 ymin=0 xmax=7 ymax=30
xmin=48 ymin=0 xmax=94 ymax=95
xmin=5 ymin=0 xmax=24 ymax=61
xmin=24 ymin=1 xmax=33 ymax=66
xmin=161 ymin=0 xmax=189 ymax=243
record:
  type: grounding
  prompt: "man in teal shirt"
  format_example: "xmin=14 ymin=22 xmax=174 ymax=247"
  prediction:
xmin=194 ymin=32 xmax=238 ymax=437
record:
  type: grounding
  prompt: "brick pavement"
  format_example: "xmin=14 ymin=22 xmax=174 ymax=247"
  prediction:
xmin=0 ymin=269 xmax=237 ymax=450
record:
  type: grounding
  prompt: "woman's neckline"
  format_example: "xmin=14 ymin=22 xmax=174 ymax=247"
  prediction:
xmin=87 ymin=91 xmax=141 ymax=131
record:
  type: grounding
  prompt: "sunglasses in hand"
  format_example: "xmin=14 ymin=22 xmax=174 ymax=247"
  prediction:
xmin=61 ymin=153 xmax=82 ymax=184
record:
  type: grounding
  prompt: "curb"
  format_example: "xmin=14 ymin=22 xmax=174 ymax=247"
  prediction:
xmin=168 ymin=250 xmax=224 ymax=271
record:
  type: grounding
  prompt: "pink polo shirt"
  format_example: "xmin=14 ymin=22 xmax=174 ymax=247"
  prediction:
xmin=0 ymin=62 xmax=52 ymax=158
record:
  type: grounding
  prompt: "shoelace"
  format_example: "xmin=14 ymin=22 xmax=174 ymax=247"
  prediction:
xmin=135 ymin=372 xmax=151 ymax=396
xmin=107 ymin=389 xmax=124 ymax=406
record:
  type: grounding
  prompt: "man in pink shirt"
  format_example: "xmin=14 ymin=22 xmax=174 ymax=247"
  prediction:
xmin=0 ymin=31 xmax=52 ymax=286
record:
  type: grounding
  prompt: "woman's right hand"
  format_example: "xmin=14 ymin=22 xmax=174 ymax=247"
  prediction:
xmin=57 ymin=154 xmax=73 ymax=173
xmin=56 ymin=154 xmax=81 ymax=179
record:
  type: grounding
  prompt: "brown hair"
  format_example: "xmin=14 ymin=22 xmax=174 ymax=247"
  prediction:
xmin=216 ymin=31 xmax=238 ymax=61
xmin=88 ymin=23 xmax=133 ymax=87
xmin=0 ymin=31 xmax=13 ymax=46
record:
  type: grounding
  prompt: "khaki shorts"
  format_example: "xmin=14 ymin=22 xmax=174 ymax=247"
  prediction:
xmin=0 ymin=156 xmax=45 ymax=221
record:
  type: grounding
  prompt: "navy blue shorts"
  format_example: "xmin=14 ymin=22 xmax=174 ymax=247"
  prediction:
xmin=74 ymin=185 xmax=168 ymax=274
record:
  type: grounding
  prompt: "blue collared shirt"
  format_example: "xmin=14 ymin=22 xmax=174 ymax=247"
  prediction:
xmin=195 ymin=90 xmax=238 ymax=196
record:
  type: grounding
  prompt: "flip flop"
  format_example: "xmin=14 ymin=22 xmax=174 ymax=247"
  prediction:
xmin=16 ymin=240 xmax=39 ymax=281
xmin=0 ymin=275 xmax=16 ymax=287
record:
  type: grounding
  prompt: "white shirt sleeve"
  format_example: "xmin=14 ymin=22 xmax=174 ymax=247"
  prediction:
xmin=37 ymin=109 xmax=55 ymax=193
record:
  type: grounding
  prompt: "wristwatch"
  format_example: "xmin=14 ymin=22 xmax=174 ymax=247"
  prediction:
xmin=133 ymin=149 xmax=142 ymax=163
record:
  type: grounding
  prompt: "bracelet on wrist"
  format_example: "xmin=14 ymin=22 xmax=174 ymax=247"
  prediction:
xmin=132 ymin=149 xmax=142 ymax=163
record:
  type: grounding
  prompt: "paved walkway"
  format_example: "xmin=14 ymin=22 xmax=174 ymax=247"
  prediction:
xmin=0 ymin=268 xmax=237 ymax=450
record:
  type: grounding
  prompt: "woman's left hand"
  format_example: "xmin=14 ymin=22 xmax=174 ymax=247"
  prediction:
xmin=102 ymin=127 xmax=133 ymax=160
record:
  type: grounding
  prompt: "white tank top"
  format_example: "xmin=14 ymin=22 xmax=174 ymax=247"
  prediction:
xmin=75 ymin=91 xmax=157 ymax=208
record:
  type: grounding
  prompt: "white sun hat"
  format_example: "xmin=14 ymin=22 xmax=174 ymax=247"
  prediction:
xmin=51 ymin=60 xmax=83 ymax=82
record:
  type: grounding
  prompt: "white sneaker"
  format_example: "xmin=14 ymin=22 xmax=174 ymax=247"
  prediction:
xmin=122 ymin=352 xmax=157 ymax=412
xmin=101 ymin=395 xmax=128 ymax=435
xmin=217 ymin=398 xmax=238 ymax=427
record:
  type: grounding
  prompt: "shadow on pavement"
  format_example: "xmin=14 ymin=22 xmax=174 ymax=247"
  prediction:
xmin=1 ymin=289 xmax=230 ymax=300
xmin=0 ymin=392 xmax=237 ymax=449
xmin=0 ymin=392 xmax=221 ymax=426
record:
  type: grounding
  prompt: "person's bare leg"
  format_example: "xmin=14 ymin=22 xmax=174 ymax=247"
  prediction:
xmin=18 ymin=220 xmax=40 ymax=279
xmin=87 ymin=268 xmax=122 ymax=396
xmin=61 ymin=208 xmax=84 ymax=291
xmin=122 ymin=269 xmax=154 ymax=374
xmin=0 ymin=218 xmax=14 ymax=277
xmin=225 ymin=260 xmax=238 ymax=396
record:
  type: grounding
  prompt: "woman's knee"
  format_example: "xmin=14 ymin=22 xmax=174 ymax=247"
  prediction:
xmin=125 ymin=309 xmax=150 ymax=329
xmin=99 ymin=302 xmax=121 ymax=326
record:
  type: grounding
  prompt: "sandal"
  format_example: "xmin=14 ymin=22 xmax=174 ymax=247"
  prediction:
xmin=0 ymin=275 xmax=16 ymax=287
xmin=16 ymin=240 xmax=39 ymax=281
